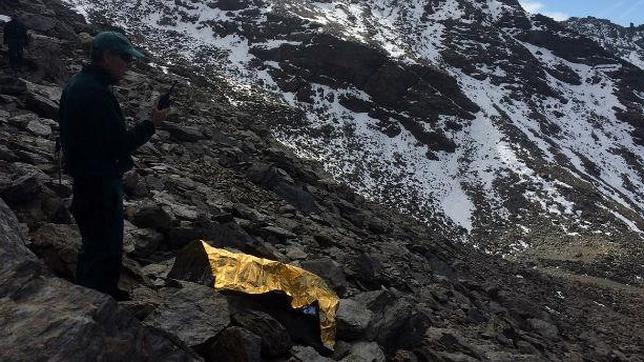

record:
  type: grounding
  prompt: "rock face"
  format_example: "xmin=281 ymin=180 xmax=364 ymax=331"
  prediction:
xmin=143 ymin=282 xmax=230 ymax=348
xmin=201 ymin=326 xmax=262 ymax=362
xmin=565 ymin=17 xmax=644 ymax=70
xmin=0 ymin=198 xmax=198 ymax=361
xmin=27 ymin=222 xmax=81 ymax=279
xmin=231 ymin=309 xmax=293 ymax=357
xmin=335 ymin=299 xmax=372 ymax=340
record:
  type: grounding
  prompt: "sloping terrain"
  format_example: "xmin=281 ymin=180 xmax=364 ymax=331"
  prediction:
xmin=566 ymin=17 xmax=644 ymax=70
xmin=0 ymin=0 xmax=643 ymax=361
xmin=59 ymin=0 xmax=644 ymax=286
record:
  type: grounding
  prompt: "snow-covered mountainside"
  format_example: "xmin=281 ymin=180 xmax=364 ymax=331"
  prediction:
xmin=64 ymin=0 xmax=644 ymax=282
xmin=566 ymin=17 xmax=644 ymax=70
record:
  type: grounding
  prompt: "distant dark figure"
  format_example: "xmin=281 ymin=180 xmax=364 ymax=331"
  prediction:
xmin=58 ymin=31 xmax=168 ymax=301
xmin=3 ymin=14 xmax=29 ymax=75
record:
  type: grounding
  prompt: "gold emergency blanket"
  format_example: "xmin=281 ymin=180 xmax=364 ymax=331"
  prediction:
xmin=198 ymin=241 xmax=340 ymax=348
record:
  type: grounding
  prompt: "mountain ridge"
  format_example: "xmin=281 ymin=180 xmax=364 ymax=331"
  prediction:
xmin=565 ymin=16 xmax=644 ymax=70
xmin=61 ymin=0 xmax=644 ymax=285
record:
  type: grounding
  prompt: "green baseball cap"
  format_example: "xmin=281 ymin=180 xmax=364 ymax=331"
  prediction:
xmin=92 ymin=31 xmax=145 ymax=60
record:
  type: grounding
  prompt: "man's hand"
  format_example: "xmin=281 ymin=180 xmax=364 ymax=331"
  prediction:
xmin=150 ymin=105 xmax=169 ymax=127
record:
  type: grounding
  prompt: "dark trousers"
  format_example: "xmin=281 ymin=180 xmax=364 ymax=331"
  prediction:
xmin=72 ymin=176 xmax=124 ymax=296
xmin=8 ymin=44 xmax=24 ymax=73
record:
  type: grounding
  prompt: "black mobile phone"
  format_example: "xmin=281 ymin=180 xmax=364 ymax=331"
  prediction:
xmin=158 ymin=81 xmax=177 ymax=109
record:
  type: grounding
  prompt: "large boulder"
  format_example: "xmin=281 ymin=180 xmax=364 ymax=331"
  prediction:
xmin=24 ymin=81 xmax=61 ymax=119
xmin=200 ymin=326 xmax=262 ymax=362
xmin=335 ymin=298 xmax=373 ymax=340
xmin=356 ymin=291 xmax=431 ymax=353
xmin=123 ymin=220 xmax=163 ymax=258
xmin=340 ymin=342 xmax=386 ymax=362
xmin=290 ymin=345 xmax=333 ymax=362
xmin=0 ymin=173 xmax=42 ymax=206
xmin=128 ymin=202 xmax=174 ymax=230
xmin=0 ymin=76 xmax=27 ymax=95
xmin=0 ymin=197 xmax=199 ymax=360
xmin=161 ymin=122 xmax=206 ymax=142
xmin=300 ymin=258 xmax=348 ymax=295
xmin=0 ymin=79 xmax=61 ymax=119
xmin=246 ymin=162 xmax=319 ymax=213
xmin=123 ymin=169 xmax=149 ymax=198
xmin=231 ymin=309 xmax=293 ymax=357
xmin=27 ymin=222 xmax=81 ymax=280
xmin=143 ymin=281 xmax=231 ymax=348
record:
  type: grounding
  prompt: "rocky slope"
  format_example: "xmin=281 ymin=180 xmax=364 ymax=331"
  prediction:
xmin=58 ymin=0 xmax=644 ymax=287
xmin=1 ymin=0 xmax=643 ymax=361
xmin=566 ymin=17 xmax=644 ymax=70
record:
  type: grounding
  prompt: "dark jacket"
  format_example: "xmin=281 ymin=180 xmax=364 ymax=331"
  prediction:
xmin=3 ymin=18 xmax=29 ymax=47
xmin=59 ymin=65 xmax=155 ymax=178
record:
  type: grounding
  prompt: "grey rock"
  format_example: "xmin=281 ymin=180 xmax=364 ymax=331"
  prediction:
xmin=515 ymin=340 xmax=539 ymax=354
xmin=527 ymin=318 xmax=559 ymax=340
xmin=438 ymin=352 xmax=478 ymax=362
xmin=41 ymin=194 xmax=72 ymax=224
xmin=168 ymin=238 xmax=260 ymax=286
xmin=300 ymin=258 xmax=348 ymax=295
xmin=123 ymin=170 xmax=149 ymax=198
xmin=367 ymin=298 xmax=412 ymax=350
xmin=217 ymin=0 xmax=253 ymax=11
xmin=0 ymin=144 xmax=17 ymax=162
xmin=290 ymin=346 xmax=333 ymax=362
xmin=27 ymin=223 xmax=81 ymax=279
xmin=360 ymin=295 xmax=430 ymax=353
xmin=391 ymin=350 xmax=419 ymax=362
xmin=201 ymin=326 xmax=262 ymax=362
xmin=0 ymin=174 xmax=42 ymax=206
xmin=0 ymin=76 xmax=27 ymax=95
xmin=336 ymin=299 xmax=373 ymax=340
xmin=12 ymin=162 xmax=51 ymax=182
xmin=26 ymin=118 xmax=52 ymax=136
xmin=425 ymin=328 xmax=481 ymax=359
xmin=162 ymin=122 xmax=206 ymax=142
xmin=152 ymin=191 xmax=199 ymax=221
xmin=124 ymin=221 xmax=163 ymax=258
xmin=285 ymin=244 xmax=308 ymax=260
xmin=121 ymin=286 xmax=163 ymax=320
xmin=144 ymin=282 xmax=230 ymax=347
xmin=166 ymin=219 xmax=260 ymax=251
xmin=21 ymin=13 xmax=76 ymax=40
xmin=232 ymin=309 xmax=292 ymax=357
xmin=262 ymin=225 xmax=297 ymax=240
xmin=279 ymin=204 xmax=297 ymax=214
xmin=340 ymin=342 xmax=385 ymax=362
xmin=8 ymin=112 xmax=38 ymax=127
xmin=0 ymin=198 xmax=198 ymax=361
xmin=128 ymin=202 xmax=174 ymax=230
xmin=141 ymin=259 xmax=174 ymax=280
xmin=246 ymin=163 xmax=318 ymax=213
xmin=24 ymin=81 xmax=61 ymax=119
xmin=233 ymin=202 xmax=267 ymax=223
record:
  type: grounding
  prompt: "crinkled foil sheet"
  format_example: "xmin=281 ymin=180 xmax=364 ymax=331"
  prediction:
xmin=198 ymin=240 xmax=339 ymax=348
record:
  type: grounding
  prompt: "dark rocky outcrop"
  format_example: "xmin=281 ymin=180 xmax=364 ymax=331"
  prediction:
xmin=143 ymin=282 xmax=230 ymax=348
xmin=0 ymin=197 xmax=199 ymax=361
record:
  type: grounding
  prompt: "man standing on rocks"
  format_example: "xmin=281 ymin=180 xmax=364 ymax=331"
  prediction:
xmin=3 ymin=13 xmax=29 ymax=75
xmin=59 ymin=31 xmax=168 ymax=301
